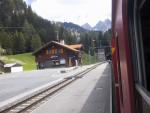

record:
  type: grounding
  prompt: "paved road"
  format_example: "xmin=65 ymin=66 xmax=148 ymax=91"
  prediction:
xmin=31 ymin=63 xmax=111 ymax=113
xmin=0 ymin=65 xmax=93 ymax=102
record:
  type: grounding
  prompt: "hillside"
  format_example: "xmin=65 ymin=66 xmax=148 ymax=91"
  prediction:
xmin=0 ymin=53 xmax=36 ymax=71
xmin=63 ymin=22 xmax=87 ymax=32
xmin=0 ymin=0 xmax=79 ymax=55
xmin=0 ymin=0 xmax=111 ymax=57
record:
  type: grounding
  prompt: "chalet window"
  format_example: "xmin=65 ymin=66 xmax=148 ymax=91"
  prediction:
xmin=48 ymin=48 xmax=51 ymax=54
xmin=47 ymin=48 xmax=64 ymax=55
xmin=51 ymin=49 xmax=55 ymax=54
xmin=58 ymin=49 xmax=61 ymax=54
xmin=46 ymin=49 xmax=48 ymax=55
xmin=61 ymin=49 xmax=64 ymax=54
xmin=54 ymin=49 xmax=57 ymax=54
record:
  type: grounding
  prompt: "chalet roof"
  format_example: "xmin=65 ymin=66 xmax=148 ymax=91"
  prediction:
xmin=68 ymin=44 xmax=83 ymax=49
xmin=33 ymin=41 xmax=79 ymax=55
xmin=4 ymin=63 xmax=22 ymax=68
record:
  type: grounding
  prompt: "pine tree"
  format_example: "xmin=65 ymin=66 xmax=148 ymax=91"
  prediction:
xmin=23 ymin=19 xmax=35 ymax=52
xmin=31 ymin=34 xmax=42 ymax=51
xmin=13 ymin=31 xmax=25 ymax=54
xmin=102 ymin=29 xmax=112 ymax=46
xmin=0 ymin=30 xmax=13 ymax=54
xmin=98 ymin=31 xmax=103 ymax=48
xmin=0 ymin=0 xmax=15 ymax=26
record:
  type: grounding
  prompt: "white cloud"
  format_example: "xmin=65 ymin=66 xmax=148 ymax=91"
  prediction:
xmin=26 ymin=0 xmax=111 ymax=26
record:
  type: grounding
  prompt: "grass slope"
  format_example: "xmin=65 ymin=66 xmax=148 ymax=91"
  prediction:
xmin=82 ymin=52 xmax=100 ymax=65
xmin=1 ymin=53 xmax=36 ymax=71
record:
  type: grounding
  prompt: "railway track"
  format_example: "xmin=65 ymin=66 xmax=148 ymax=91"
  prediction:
xmin=0 ymin=63 xmax=102 ymax=113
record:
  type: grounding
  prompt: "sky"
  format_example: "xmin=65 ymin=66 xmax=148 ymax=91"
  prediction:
xmin=24 ymin=0 xmax=111 ymax=27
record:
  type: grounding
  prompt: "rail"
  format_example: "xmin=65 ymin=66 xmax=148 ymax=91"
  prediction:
xmin=0 ymin=62 xmax=104 ymax=113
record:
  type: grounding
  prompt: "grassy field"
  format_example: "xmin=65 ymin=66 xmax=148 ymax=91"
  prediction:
xmin=82 ymin=52 xmax=100 ymax=65
xmin=1 ymin=53 xmax=36 ymax=71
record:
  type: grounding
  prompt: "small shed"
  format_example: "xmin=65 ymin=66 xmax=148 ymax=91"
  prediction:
xmin=4 ymin=63 xmax=23 ymax=73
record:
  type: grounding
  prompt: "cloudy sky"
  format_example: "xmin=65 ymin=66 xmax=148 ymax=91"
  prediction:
xmin=24 ymin=0 xmax=111 ymax=27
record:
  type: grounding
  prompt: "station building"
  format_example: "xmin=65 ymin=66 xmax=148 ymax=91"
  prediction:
xmin=33 ymin=41 xmax=83 ymax=69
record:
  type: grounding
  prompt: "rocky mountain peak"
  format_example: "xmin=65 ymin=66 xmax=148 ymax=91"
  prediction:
xmin=81 ymin=23 xmax=92 ymax=30
xmin=81 ymin=19 xmax=111 ymax=32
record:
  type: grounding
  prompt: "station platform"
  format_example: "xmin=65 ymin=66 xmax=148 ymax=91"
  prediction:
xmin=31 ymin=63 xmax=111 ymax=113
xmin=0 ymin=65 xmax=93 ymax=102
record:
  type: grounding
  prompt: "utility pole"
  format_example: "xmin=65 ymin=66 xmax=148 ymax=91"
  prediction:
xmin=55 ymin=31 xmax=59 ymax=42
xmin=92 ymin=39 xmax=96 ymax=63
xmin=88 ymin=48 xmax=91 ymax=64
xmin=100 ymin=40 xmax=102 ymax=48
xmin=92 ymin=40 xmax=95 ymax=55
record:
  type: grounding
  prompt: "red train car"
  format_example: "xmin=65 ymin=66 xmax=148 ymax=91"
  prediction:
xmin=112 ymin=0 xmax=150 ymax=113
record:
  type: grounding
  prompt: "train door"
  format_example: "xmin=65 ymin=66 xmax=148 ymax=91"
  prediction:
xmin=128 ymin=0 xmax=150 ymax=113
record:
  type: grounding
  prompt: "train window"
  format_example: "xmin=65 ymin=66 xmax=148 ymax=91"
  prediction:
xmin=128 ymin=0 xmax=150 ymax=112
xmin=131 ymin=0 xmax=150 ymax=91
xmin=140 ymin=0 xmax=150 ymax=91
xmin=129 ymin=0 xmax=148 ymax=90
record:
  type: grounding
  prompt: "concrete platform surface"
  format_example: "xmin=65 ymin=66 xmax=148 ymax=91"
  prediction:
xmin=0 ymin=65 xmax=94 ymax=102
xmin=31 ymin=63 xmax=111 ymax=113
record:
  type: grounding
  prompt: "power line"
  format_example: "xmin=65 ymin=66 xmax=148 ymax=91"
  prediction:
xmin=0 ymin=27 xmax=24 ymax=29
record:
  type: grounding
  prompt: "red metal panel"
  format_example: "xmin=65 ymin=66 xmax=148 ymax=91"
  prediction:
xmin=111 ymin=37 xmax=121 ymax=113
xmin=112 ymin=0 xmax=136 ymax=113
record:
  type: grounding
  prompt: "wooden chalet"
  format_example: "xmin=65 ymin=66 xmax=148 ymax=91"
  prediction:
xmin=33 ymin=41 xmax=83 ymax=69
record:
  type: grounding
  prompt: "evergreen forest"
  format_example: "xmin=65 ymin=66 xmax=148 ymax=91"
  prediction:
xmin=0 ymin=0 xmax=111 ymax=55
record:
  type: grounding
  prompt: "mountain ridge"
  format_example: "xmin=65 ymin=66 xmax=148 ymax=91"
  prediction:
xmin=63 ymin=22 xmax=87 ymax=32
xmin=81 ymin=23 xmax=92 ymax=31
xmin=81 ymin=19 xmax=111 ymax=32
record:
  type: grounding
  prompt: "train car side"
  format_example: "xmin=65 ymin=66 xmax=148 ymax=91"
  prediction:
xmin=112 ymin=0 xmax=136 ymax=113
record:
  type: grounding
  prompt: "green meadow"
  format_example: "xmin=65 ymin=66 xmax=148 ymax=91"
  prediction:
xmin=0 ymin=53 xmax=36 ymax=71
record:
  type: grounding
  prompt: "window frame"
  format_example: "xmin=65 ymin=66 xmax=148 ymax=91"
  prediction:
xmin=132 ymin=0 xmax=147 ymax=87
xmin=128 ymin=0 xmax=150 ymax=112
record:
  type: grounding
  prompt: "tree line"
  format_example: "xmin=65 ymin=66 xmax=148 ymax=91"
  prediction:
xmin=80 ymin=29 xmax=111 ymax=55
